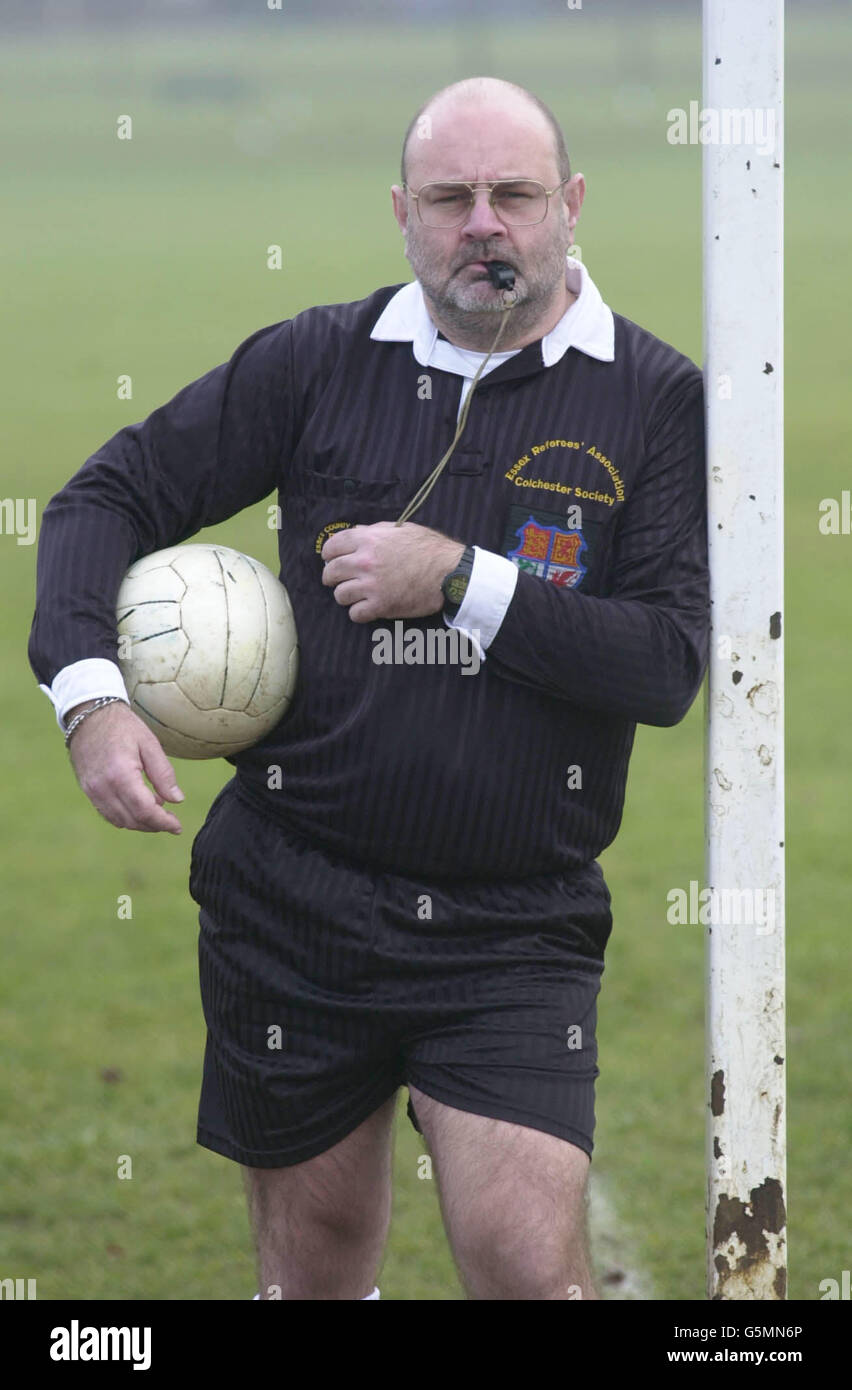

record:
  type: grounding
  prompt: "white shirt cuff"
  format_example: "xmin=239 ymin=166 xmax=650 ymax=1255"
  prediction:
xmin=39 ymin=658 xmax=130 ymax=732
xmin=444 ymin=546 xmax=519 ymax=653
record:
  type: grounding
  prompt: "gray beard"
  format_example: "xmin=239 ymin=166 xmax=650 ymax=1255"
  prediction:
xmin=422 ymin=280 xmax=562 ymax=350
xmin=406 ymin=233 xmax=570 ymax=350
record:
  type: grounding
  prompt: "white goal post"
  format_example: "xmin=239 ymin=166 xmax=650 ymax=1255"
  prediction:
xmin=703 ymin=0 xmax=786 ymax=1299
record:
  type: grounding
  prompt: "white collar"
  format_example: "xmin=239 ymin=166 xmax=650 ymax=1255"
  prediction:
xmin=369 ymin=256 xmax=615 ymax=373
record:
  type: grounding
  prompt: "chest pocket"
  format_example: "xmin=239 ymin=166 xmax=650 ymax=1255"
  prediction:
xmin=288 ymin=468 xmax=409 ymax=571
xmin=296 ymin=468 xmax=404 ymax=505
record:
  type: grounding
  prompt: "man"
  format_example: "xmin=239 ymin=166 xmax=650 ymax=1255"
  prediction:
xmin=28 ymin=77 xmax=709 ymax=1300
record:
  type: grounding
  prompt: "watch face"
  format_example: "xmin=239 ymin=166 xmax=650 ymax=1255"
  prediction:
xmin=445 ymin=573 xmax=469 ymax=606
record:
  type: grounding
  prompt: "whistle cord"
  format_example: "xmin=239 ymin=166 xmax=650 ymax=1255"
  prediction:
xmin=395 ymin=298 xmax=516 ymax=527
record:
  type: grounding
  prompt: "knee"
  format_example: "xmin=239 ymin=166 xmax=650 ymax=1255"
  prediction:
xmin=303 ymin=1200 xmax=386 ymax=1252
xmin=297 ymin=1171 xmax=391 ymax=1251
xmin=247 ymin=1168 xmax=389 ymax=1255
xmin=450 ymin=1210 xmax=592 ymax=1300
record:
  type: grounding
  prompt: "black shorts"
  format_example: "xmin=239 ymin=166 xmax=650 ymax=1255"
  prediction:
xmin=190 ymin=781 xmax=612 ymax=1169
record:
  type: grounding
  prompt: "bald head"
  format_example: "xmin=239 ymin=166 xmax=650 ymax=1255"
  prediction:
xmin=391 ymin=75 xmax=585 ymax=352
xmin=400 ymin=77 xmax=571 ymax=187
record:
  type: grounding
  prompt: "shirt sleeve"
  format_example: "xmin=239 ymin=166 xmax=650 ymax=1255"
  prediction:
xmin=40 ymin=658 xmax=131 ymax=734
xmin=27 ymin=319 xmax=295 ymax=696
xmin=444 ymin=546 xmax=518 ymax=651
xmin=484 ymin=373 xmax=709 ymax=727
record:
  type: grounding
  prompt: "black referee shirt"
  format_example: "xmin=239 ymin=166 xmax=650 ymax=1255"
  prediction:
xmin=28 ymin=281 xmax=709 ymax=882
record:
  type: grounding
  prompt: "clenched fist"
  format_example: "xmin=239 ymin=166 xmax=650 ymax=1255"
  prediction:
xmin=320 ymin=521 xmax=465 ymax=623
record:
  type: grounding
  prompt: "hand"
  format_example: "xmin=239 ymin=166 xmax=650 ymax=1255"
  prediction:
xmin=320 ymin=522 xmax=465 ymax=623
xmin=66 ymin=700 xmax=185 ymax=834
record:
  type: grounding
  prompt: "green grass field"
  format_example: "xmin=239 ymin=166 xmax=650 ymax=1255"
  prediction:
xmin=1 ymin=6 xmax=849 ymax=1301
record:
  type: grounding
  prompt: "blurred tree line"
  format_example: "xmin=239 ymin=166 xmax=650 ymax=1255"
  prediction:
xmin=0 ymin=0 xmax=836 ymax=31
xmin=1 ymin=0 xmax=708 ymax=32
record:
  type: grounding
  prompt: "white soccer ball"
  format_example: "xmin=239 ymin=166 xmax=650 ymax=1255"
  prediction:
xmin=116 ymin=543 xmax=298 ymax=759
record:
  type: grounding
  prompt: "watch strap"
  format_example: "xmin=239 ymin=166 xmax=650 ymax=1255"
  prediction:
xmin=441 ymin=545 xmax=476 ymax=618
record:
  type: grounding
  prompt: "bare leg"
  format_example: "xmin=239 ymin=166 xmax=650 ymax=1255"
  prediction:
xmin=409 ymin=1084 xmax=598 ymax=1300
xmin=244 ymin=1092 xmax=398 ymax=1299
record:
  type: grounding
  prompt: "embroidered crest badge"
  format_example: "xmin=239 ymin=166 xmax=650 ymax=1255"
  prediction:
xmin=506 ymin=511 xmax=587 ymax=588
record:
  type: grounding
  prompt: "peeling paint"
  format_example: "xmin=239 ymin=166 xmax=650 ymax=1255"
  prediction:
xmin=711 ymin=1070 xmax=726 ymax=1116
xmin=711 ymin=1177 xmax=787 ymax=1298
xmin=746 ymin=680 xmax=779 ymax=716
xmin=769 ymin=611 xmax=782 ymax=639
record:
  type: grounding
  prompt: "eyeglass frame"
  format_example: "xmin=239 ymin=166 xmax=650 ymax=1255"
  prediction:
xmin=402 ymin=177 xmax=572 ymax=228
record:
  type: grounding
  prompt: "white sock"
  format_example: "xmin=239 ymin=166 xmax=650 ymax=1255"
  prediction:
xmin=253 ymin=1287 xmax=380 ymax=1300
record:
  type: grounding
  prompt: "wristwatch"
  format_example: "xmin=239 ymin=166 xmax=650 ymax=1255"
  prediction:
xmin=441 ymin=545 xmax=476 ymax=619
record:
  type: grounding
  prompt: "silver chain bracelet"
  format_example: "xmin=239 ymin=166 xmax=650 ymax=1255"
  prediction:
xmin=64 ymin=695 xmax=126 ymax=748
